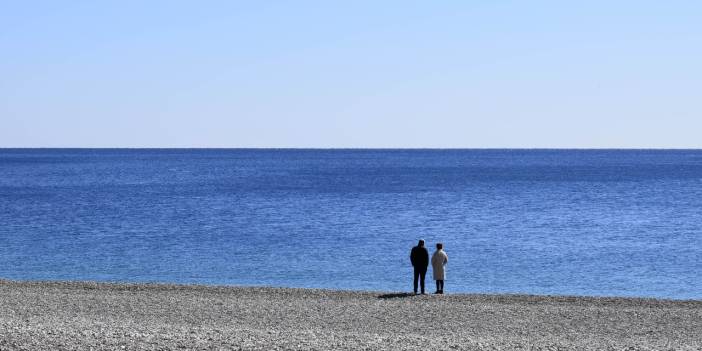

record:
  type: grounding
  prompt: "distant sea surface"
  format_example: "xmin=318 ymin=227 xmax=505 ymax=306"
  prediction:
xmin=1 ymin=149 xmax=701 ymax=299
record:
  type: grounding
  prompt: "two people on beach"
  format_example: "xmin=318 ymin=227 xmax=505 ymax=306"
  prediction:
xmin=410 ymin=239 xmax=448 ymax=295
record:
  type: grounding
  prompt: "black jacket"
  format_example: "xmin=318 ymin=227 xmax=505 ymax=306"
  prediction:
xmin=410 ymin=245 xmax=429 ymax=269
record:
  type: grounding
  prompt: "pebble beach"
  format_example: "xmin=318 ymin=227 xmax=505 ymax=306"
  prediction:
xmin=1 ymin=279 xmax=700 ymax=350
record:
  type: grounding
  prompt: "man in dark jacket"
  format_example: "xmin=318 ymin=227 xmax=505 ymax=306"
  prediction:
xmin=410 ymin=239 xmax=430 ymax=294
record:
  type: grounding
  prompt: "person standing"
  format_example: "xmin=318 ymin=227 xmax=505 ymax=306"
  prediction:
xmin=410 ymin=239 xmax=429 ymax=294
xmin=431 ymin=243 xmax=448 ymax=294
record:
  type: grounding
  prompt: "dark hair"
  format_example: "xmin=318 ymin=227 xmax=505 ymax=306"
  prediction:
xmin=436 ymin=243 xmax=443 ymax=250
xmin=418 ymin=239 xmax=425 ymax=247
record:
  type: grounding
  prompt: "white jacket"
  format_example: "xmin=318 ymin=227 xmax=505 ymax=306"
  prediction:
xmin=431 ymin=249 xmax=448 ymax=280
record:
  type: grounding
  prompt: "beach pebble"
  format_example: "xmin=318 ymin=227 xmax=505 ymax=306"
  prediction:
xmin=0 ymin=280 xmax=700 ymax=350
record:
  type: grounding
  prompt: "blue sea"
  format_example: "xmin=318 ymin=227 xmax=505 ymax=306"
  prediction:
xmin=1 ymin=149 xmax=700 ymax=299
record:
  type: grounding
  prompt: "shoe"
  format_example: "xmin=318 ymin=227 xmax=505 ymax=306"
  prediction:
xmin=433 ymin=291 xmax=440 ymax=294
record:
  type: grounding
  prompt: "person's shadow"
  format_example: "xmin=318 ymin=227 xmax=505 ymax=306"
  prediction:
xmin=377 ymin=292 xmax=414 ymax=299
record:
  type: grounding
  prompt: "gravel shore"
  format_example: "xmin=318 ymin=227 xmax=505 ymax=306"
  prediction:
xmin=1 ymin=279 xmax=700 ymax=350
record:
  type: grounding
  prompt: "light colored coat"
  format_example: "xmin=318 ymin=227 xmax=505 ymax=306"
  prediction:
xmin=431 ymin=249 xmax=448 ymax=280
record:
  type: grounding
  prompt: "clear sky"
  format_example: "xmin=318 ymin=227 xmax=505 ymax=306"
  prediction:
xmin=1 ymin=1 xmax=700 ymax=148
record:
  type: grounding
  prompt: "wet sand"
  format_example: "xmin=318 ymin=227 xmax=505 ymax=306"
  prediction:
xmin=1 ymin=279 xmax=700 ymax=350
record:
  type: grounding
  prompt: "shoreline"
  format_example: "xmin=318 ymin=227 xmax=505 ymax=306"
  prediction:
xmin=2 ymin=279 xmax=701 ymax=350
xmin=4 ymin=278 xmax=699 ymax=302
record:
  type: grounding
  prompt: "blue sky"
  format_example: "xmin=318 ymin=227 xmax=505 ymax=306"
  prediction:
xmin=1 ymin=1 xmax=700 ymax=148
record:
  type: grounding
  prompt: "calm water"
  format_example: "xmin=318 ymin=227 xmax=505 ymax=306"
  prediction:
xmin=0 ymin=149 xmax=700 ymax=299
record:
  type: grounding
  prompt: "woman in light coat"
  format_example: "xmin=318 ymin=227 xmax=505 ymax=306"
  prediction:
xmin=431 ymin=243 xmax=448 ymax=294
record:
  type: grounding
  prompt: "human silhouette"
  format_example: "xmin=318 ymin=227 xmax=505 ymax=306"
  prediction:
xmin=410 ymin=239 xmax=429 ymax=294
xmin=431 ymin=242 xmax=448 ymax=294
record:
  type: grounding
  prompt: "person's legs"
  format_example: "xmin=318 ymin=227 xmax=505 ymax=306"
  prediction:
xmin=419 ymin=269 xmax=426 ymax=294
xmin=435 ymin=280 xmax=440 ymax=293
xmin=413 ymin=269 xmax=419 ymax=294
xmin=439 ymin=280 xmax=444 ymax=293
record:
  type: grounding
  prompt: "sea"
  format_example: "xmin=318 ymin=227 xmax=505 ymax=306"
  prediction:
xmin=0 ymin=149 xmax=700 ymax=299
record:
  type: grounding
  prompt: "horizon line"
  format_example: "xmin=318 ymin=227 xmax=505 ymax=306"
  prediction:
xmin=2 ymin=147 xmax=702 ymax=151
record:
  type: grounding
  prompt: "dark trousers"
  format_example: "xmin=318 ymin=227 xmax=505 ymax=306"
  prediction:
xmin=413 ymin=268 xmax=427 ymax=293
xmin=436 ymin=280 xmax=444 ymax=293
